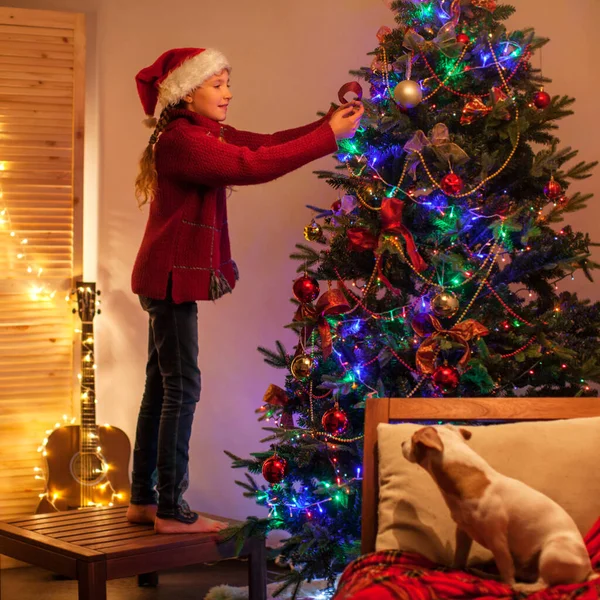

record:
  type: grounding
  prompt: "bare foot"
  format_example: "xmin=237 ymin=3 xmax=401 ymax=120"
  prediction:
xmin=126 ymin=504 xmax=157 ymax=524
xmin=154 ymin=514 xmax=229 ymax=534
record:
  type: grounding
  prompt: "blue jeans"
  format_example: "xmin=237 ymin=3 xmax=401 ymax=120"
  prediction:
xmin=130 ymin=278 xmax=200 ymax=523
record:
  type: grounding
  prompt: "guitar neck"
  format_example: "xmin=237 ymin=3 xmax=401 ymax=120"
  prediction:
xmin=80 ymin=320 xmax=97 ymax=452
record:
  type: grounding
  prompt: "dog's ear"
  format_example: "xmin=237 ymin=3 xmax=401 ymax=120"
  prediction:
xmin=459 ymin=428 xmax=472 ymax=441
xmin=413 ymin=427 xmax=444 ymax=452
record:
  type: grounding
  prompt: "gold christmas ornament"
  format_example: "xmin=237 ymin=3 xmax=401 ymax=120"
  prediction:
xmin=430 ymin=291 xmax=460 ymax=319
xmin=393 ymin=80 xmax=423 ymax=109
xmin=303 ymin=221 xmax=323 ymax=242
xmin=290 ymin=354 xmax=314 ymax=380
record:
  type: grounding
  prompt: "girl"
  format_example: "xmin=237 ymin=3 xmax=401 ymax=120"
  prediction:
xmin=127 ymin=47 xmax=364 ymax=533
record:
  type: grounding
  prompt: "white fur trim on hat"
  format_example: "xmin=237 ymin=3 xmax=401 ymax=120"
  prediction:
xmin=158 ymin=48 xmax=231 ymax=107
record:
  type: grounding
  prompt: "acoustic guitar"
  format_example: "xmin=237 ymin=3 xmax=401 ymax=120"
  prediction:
xmin=36 ymin=282 xmax=131 ymax=513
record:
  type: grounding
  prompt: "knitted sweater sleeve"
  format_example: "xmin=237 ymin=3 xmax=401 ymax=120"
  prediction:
xmin=226 ymin=107 xmax=336 ymax=150
xmin=158 ymin=120 xmax=338 ymax=188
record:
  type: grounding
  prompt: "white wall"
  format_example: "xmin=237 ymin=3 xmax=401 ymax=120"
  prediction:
xmin=10 ymin=0 xmax=600 ymax=520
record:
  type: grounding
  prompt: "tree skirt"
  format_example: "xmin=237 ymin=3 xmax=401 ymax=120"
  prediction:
xmin=204 ymin=578 xmax=337 ymax=600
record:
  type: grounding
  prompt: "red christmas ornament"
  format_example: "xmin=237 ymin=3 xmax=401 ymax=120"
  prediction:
xmin=262 ymin=454 xmax=288 ymax=484
xmin=440 ymin=173 xmax=464 ymax=195
xmin=432 ymin=365 xmax=460 ymax=394
xmin=321 ymin=408 xmax=349 ymax=435
xmin=457 ymin=33 xmax=470 ymax=45
xmin=533 ymin=90 xmax=551 ymax=109
xmin=544 ymin=177 xmax=562 ymax=200
xmin=331 ymin=199 xmax=342 ymax=213
xmin=293 ymin=275 xmax=320 ymax=303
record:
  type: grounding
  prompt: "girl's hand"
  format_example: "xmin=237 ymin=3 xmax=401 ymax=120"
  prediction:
xmin=329 ymin=101 xmax=364 ymax=140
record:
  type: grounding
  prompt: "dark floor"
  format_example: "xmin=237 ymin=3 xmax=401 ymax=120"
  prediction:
xmin=0 ymin=559 xmax=286 ymax=599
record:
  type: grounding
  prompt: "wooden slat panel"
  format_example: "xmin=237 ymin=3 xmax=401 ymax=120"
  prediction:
xmin=0 ymin=70 xmax=73 ymax=84
xmin=0 ymin=57 xmax=74 ymax=72
xmin=0 ymin=131 xmax=73 ymax=142
xmin=0 ymin=126 xmax=72 ymax=136
xmin=0 ymin=85 xmax=73 ymax=97
xmin=0 ymin=151 xmax=72 ymax=160
xmin=1 ymin=173 xmax=72 ymax=184
xmin=0 ymin=97 xmax=73 ymax=109
xmin=0 ymin=8 xmax=81 ymax=537
xmin=0 ymin=25 xmax=74 ymax=39
xmin=0 ymin=31 xmax=74 ymax=46
xmin=0 ymin=104 xmax=73 ymax=118
xmin=0 ymin=8 xmax=78 ymax=29
xmin=0 ymin=40 xmax=73 ymax=54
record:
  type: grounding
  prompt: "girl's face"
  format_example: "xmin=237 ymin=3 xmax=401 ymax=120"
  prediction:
xmin=183 ymin=69 xmax=232 ymax=122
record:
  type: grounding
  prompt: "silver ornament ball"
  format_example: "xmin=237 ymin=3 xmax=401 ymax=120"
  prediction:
xmin=393 ymin=80 xmax=423 ymax=109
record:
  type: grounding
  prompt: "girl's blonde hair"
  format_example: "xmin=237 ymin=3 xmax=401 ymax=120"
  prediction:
xmin=134 ymin=106 xmax=175 ymax=208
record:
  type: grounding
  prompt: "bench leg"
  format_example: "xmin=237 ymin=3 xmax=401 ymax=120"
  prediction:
xmin=77 ymin=560 xmax=107 ymax=600
xmin=248 ymin=537 xmax=267 ymax=600
xmin=138 ymin=571 xmax=159 ymax=587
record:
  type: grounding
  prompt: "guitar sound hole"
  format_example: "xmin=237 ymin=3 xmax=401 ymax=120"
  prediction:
xmin=70 ymin=452 xmax=108 ymax=486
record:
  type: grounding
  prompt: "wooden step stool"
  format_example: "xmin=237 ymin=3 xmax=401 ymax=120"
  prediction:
xmin=0 ymin=505 xmax=266 ymax=600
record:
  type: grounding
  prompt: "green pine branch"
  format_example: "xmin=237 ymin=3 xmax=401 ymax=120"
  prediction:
xmin=557 ymin=160 xmax=599 ymax=182
xmin=223 ymin=451 xmax=262 ymax=472
xmin=232 ymin=473 xmax=261 ymax=497
xmin=218 ymin=516 xmax=278 ymax=559
xmin=257 ymin=341 xmax=289 ymax=368
xmin=290 ymin=243 xmax=322 ymax=268
xmin=493 ymin=5 xmax=516 ymax=20
xmin=545 ymin=192 xmax=594 ymax=223
xmin=312 ymin=171 xmax=350 ymax=188
xmin=530 ymin=145 xmax=584 ymax=178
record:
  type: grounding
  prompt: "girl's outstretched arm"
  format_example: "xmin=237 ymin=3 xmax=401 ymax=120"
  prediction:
xmin=225 ymin=106 xmax=336 ymax=150
xmin=158 ymin=119 xmax=337 ymax=188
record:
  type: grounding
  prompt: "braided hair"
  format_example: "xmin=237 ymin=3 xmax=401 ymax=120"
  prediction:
xmin=134 ymin=106 xmax=175 ymax=208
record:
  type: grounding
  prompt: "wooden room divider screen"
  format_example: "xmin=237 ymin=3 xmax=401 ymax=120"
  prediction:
xmin=0 ymin=6 xmax=85 ymax=538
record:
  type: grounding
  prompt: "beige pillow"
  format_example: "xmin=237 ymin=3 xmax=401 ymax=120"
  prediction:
xmin=376 ymin=417 xmax=600 ymax=565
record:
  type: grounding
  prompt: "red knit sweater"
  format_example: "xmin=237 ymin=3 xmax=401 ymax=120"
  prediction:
xmin=131 ymin=108 xmax=338 ymax=302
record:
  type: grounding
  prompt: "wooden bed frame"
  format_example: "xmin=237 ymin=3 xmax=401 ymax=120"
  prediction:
xmin=361 ymin=396 xmax=600 ymax=554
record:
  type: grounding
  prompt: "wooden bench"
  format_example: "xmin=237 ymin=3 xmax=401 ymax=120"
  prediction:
xmin=0 ymin=505 xmax=267 ymax=600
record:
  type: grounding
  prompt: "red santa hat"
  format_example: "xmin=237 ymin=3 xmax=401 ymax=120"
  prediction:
xmin=135 ymin=47 xmax=231 ymax=120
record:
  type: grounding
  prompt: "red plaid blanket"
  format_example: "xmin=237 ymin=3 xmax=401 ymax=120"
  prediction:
xmin=333 ymin=518 xmax=600 ymax=599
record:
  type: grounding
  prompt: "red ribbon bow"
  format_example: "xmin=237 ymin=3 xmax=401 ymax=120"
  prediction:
xmin=347 ymin=197 xmax=427 ymax=273
xmin=416 ymin=315 xmax=489 ymax=375
xmin=338 ymin=82 xmax=363 ymax=105
xmin=293 ymin=288 xmax=350 ymax=359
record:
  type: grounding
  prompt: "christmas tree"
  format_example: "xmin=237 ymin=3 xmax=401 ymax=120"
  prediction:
xmin=225 ymin=0 xmax=600 ymax=595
